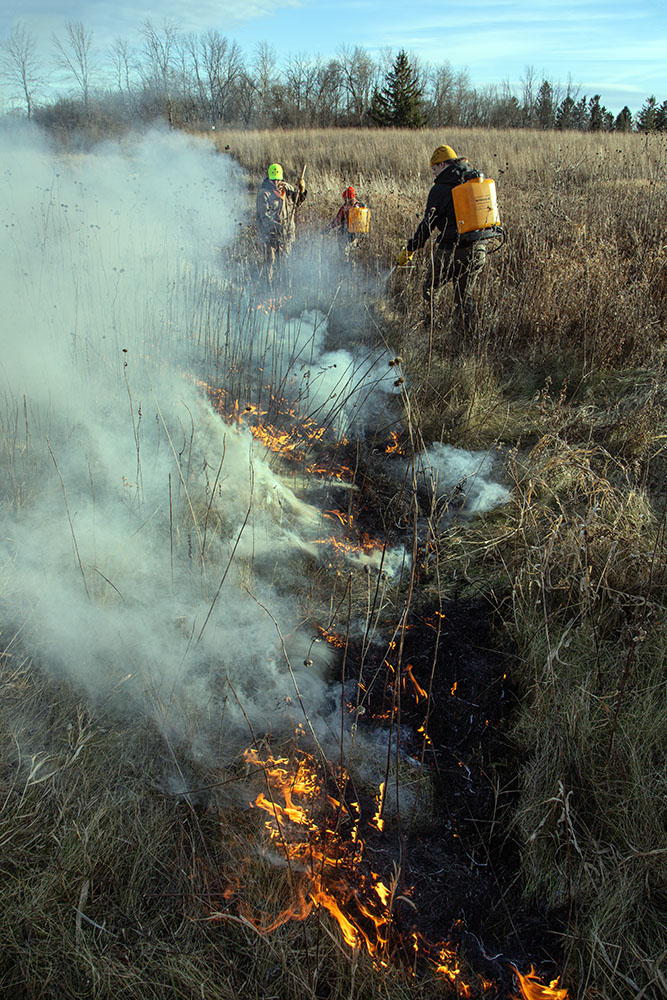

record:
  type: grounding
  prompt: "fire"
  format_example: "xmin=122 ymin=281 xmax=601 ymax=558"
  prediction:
xmin=217 ymin=744 xmax=569 ymax=999
xmin=403 ymin=664 xmax=428 ymax=702
xmin=312 ymin=508 xmax=386 ymax=565
xmin=193 ymin=378 xmax=339 ymax=465
xmin=511 ymin=965 xmax=569 ymax=999
xmin=371 ymin=782 xmax=385 ymax=832
xmin=384 ymin=430 xmax=405 ymax=455
xmin=249 ymin=293 xmax=293 ymax=314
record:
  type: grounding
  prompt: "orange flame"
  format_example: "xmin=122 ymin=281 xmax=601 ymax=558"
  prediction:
xmin=511 ymin=965 xmax=569 ymax=999
xmin=233 ymin=746 xmax=568 ymax=1000
xmin=384 ymin=431 xmax=405 ymax=455
xmin=403 ymin=664 xmax=428 ymax=702
xmin=371 ymin=782 xmax=385 ymax=832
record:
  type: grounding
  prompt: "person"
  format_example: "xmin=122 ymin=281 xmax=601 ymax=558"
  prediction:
xmin=256 ymin=163 xmax=307 ymax=283
xmin=396 ymin=144 xmax=488 ymax=330
xmin=329 ymin=186 xmax=368 ymax=251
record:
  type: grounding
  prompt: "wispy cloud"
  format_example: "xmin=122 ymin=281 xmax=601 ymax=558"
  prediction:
xmin=1 ymin=0 xmax=664 ymax=111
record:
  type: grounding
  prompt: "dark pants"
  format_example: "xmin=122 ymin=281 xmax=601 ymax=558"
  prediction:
xmin=423 ymin=242 xmax=487 ymax=329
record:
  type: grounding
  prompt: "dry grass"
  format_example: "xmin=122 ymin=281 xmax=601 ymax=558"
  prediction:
xmin=1 ymin=125 xmax=666 ymax=999
xmin=0 ymin=661 xmax=443 ymax=1000
xmin=204 ymin=127 xmax=667 ymax=999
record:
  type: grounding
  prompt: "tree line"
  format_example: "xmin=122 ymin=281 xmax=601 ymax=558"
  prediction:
xmin=1 ymin=20 xmax=665 ymax=136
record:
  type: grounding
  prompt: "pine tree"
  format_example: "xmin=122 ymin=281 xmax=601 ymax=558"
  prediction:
xmin=555 ymin=95 xmax=576 ymax=130
xmin=370 ymin=50 xmax=426 ymax=128
xmin=613 ymin=106 xmax=633 ymax=132
xmin=655 ymin=100 xmax=667 ymax=132
xmin=588 ymin=95 xmax=605 ymax=131
xmin=636 ymin=96 xmax=658 ymax=131
xmin=535 ymin=80 xmax=555 ymax=129
xmin=586 ymin=95 xmax=613 ymax=132
xmin=573 ymin=96 xmax=589 ymax=131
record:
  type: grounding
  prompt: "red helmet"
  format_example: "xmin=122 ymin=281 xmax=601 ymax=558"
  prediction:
xmin=343 ymin=186 xmax=356 ymax=200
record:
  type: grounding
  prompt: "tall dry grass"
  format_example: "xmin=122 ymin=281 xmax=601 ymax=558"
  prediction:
xmin=212 ymin=128 xmax=667 ymax=420
xmin=1 ymin=125 xmax=665 ymax=1000
xmin=203 ymin=126 xmax=667 ymax=998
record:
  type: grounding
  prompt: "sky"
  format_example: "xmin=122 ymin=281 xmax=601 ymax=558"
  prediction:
xmin=1 ymin=0 xmax=665 ymax=114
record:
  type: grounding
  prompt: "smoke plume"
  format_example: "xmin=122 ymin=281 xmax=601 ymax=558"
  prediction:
xmin=0 ymin=124 xmax=343 ymax=748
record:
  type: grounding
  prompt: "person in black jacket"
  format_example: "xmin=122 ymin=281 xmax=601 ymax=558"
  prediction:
xmin=397 ymin=144 xmax=487 ymax=329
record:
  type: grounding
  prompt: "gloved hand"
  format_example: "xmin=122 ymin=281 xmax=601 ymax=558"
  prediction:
xmin=298 ymin=178 xmax=306 ymax=194
xmin=396 ymin=247 xmax=413 ymax=267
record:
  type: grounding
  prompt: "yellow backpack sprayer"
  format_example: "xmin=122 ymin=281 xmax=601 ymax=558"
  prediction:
xmin=451 ymin=174 xmax=505 ymax=249
xmin=347 ymin=205 xmax=371 ymax=235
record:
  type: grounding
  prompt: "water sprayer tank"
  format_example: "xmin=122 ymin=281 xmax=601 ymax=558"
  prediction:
xmin=347 ymin=206 xmax=371 ymax=234
xmin=452 ymin=177 xmax=500 ymax=235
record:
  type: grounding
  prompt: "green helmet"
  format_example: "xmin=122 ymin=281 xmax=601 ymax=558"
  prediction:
xmin=268 ymin=163 xmax=283 ymax=181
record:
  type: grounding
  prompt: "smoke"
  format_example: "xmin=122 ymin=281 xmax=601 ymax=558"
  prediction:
xmin=406 ymin=442 xmax=510 ymax=515
xmin=0 ymin=122 xmax=349 ymax=749
xmin=0 ymin=121 xmax=506 ymax=778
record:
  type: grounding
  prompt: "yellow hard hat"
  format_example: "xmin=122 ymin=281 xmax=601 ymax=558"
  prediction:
xmin=268 ymin=163 xmax=283 ymax=180
xmin=430 ymin=145 xmax=458 ymax=166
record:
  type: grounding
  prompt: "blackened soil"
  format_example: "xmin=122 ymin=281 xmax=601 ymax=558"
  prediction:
xmin=343 ymin=598 xmax=567 ymax=992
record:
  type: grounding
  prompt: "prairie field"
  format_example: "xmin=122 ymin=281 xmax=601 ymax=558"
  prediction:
xmin=0 ymin=124 xmax=665 ymax=1000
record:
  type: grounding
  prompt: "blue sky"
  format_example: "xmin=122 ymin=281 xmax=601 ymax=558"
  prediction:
xmin=1 ymin=0 xmax=665 ymax=113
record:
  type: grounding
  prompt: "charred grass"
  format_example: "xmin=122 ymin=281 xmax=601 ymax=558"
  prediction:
xmin=208 ymin=127 xmax=667 ymax=997
xmin=1 ymin=126 xmax=666 ymax=998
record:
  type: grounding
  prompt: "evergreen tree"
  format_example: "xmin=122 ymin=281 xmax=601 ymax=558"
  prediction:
xmin=535 ymin=80 xmax=555 ymax=129
xmin=555 ymin=95 xmax=576 ymax=130
xmin=614 ymin=106 xmax=633 ymax=132
xmin=655 ymin=100 xmax=667 ymax=131
xmin=636 ymin=95 xmax=658 ymax=131
xmin=370 ymin=50 xmax=426 ymax=128
xmin=573 ymin=95 xmax=589 ymax=130
xmin=588 ymin=94 xmax=607 ymax=132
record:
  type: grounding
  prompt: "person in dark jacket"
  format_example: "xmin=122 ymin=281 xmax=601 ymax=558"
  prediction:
xmin=397 ymin=144 xmax=487 ymax=329
xmin=256 ymin=162 xmax=307 ymax=283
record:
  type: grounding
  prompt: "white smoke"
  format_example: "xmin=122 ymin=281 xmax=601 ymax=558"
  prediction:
xmin=0 ymin=123 xmax=344 ymax=747
xmin=409 ymin=443 xmax=510 ymax=515
xmin=240 ymin=303 xmax=399 ymax=440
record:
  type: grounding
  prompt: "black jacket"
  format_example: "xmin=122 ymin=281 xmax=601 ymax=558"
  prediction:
xmin=407 ymin=158 xmax=482 ymax=252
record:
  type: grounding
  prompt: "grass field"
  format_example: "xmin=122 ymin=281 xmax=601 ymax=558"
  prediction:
xmin=0 ymin=124 xmax=665 ymax=1000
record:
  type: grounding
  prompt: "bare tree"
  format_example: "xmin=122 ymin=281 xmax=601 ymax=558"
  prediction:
xmin=338 ymin=45 xmax=377 ymax=124
xmin=282 ymin=52 xmax=323 ymax=126
xmin=186 ymin=30 xmax=244 ymax=125
xmin=520 ymin=64 xmax=538 ymax=127
xmin=0 ymin=23 xmax=43 ymax=118
xmin=251 ymin=42 xmax=280 ymax=126
xmin=427 ymin=62 xmax=473 ymax=126
xmin=140 ymin=18 xmax=180 ymax=127
xmin=109 ymin=37 xmax=138 ymax=101
xmin=52 ymin=21 xmax=95 ymax=106
xmin=315 ymin=59 xmax=344 ymax=125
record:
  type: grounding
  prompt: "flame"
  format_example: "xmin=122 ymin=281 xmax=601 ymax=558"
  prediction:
xmin=222 ymin=746 xmax=569 ymax=999
xmin=249 ymin=293 xmax=293 ymax=314
xmin=315 ymin=624 xmax=347 ymax=649
xmin=384 ymin=430 xmax=405 ymax=455
xmin=511 ymin=965 xmax=569 ymax=999
xmin=193 ymin=379 xmax=339 ymax=464
xmin=403 ymin=664 xmax=428 ymax=702
xmin=371 ymin=782 xmax=385 ymax=832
